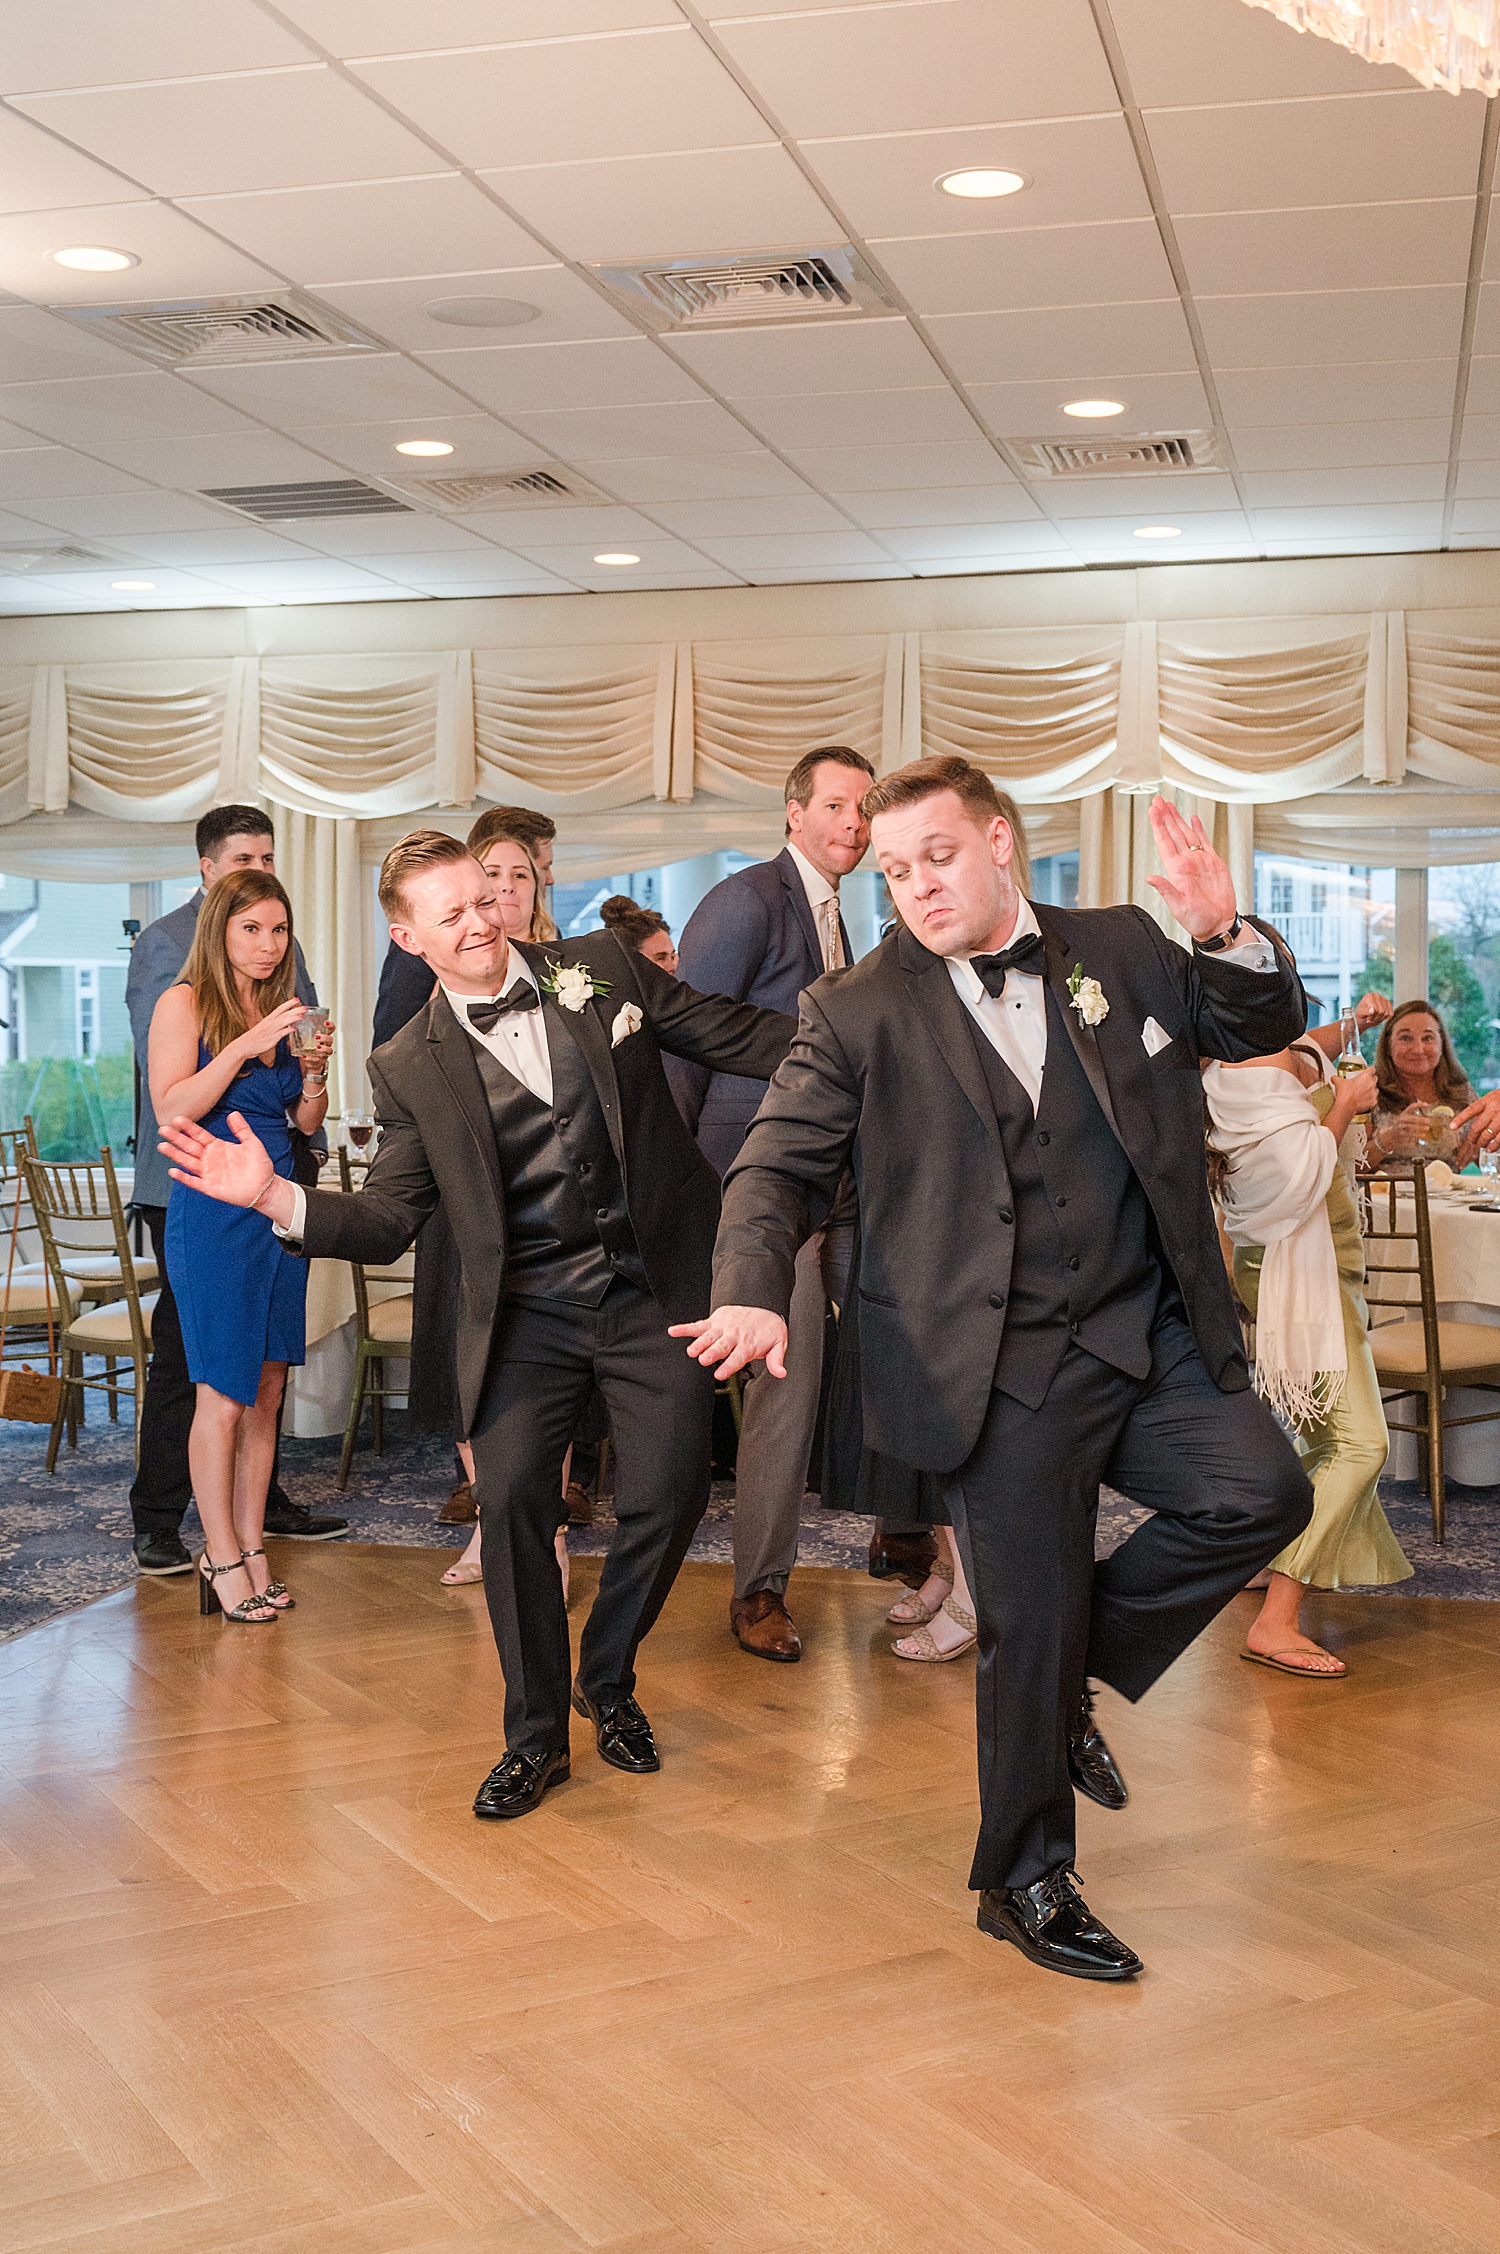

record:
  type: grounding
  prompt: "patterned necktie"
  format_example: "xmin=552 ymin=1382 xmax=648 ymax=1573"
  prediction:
xmin=467 ymin=982 xmax=539 ymax=1033
xmin=821 ymin=896 xmax=843 ymax=973
xmin=970 ymin=931 xmax=1045 ymax=998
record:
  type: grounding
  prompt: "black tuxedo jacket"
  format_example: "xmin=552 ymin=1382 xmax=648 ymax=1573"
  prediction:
xmin=297 ymin=933 xmax=796 ymax=1435
xmin=713 ymin=903 xmax=1305 ymax=1474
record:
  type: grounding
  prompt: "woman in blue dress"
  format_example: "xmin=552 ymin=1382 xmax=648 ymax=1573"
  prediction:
xmin=150 ymin=870 xmax=333 ymax=1624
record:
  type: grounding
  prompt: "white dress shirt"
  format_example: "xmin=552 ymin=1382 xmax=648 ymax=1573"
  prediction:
xmin=945 ymin=897 xmax=1279 ymax=1117
xmin=786 ymin=840 xmax=845 ymax=972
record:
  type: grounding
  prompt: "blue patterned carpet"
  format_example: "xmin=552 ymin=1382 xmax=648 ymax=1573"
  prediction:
xmin=2 ymin=1404 xmax=1496 ymax=1643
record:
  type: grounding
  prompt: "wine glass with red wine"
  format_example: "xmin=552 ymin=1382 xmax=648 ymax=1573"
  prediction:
xmin=345 ymin=1111 xmax=376 ymax=1154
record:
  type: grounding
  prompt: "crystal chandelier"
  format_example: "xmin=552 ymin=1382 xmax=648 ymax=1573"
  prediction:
xmin=1242 ymin=1 xmax=1500 ymax=93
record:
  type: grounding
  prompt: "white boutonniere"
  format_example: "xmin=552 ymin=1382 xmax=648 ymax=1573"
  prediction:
xmin=541 ymin=958 xmax=610 ymax=1013
xmin=610 ymin=1002 xmax=643 ymax=1049
xmin=1067 ymin=963 xmax=1109 ymax=1027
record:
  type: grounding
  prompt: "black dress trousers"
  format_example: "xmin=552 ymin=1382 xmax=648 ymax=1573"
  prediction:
xmin=947 ymin=1309 xmax=1311 ymax=1894
xmin=468 ymin=1277 xmax=714 ymax=1757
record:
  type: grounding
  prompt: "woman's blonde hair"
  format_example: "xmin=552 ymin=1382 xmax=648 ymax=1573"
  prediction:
xmin=181 ymin=869 xmax=296 ymax=1057
xmin=474 ymin=826 xmax=558 ymax=943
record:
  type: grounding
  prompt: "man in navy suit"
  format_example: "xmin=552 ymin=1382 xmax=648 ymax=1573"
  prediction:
xmin=669 ymin=746 xmax=896 ymax=1661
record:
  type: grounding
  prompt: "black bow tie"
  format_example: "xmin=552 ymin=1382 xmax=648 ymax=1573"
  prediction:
xmin=970 ymin=931 xmax=1046 ymax=998
xmin=468 ymin=982 xmax=538 ymax=1033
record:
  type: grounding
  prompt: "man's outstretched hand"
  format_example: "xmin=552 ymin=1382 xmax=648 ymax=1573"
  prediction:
xmin=160 ymin=1112 xmax=293 ymax=1227
xmin=1146 ymin=796 xmax=1239 ymax=942
xmin=670 ymin=1306 xmax=788 ymax=1380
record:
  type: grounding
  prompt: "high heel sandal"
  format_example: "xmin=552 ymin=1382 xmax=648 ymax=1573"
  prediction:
xmin=886 ymin=1562 xmax=954 ymax=1626
xmin=198 ymin=1554 xmax=278 ymax=1623
xmin=891 ymin=1594 xmax=977 ymax=1663
xmin=240 ymin=1546 xmax=294 ymax=1610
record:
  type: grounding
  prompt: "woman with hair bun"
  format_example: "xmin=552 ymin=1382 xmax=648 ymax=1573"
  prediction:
xmin=599 ymin=893 xmax=677 ymax=974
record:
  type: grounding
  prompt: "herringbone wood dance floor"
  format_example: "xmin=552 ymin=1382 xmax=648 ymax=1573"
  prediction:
xmin=1 ymin=1547 xmax=1497 ymax=2254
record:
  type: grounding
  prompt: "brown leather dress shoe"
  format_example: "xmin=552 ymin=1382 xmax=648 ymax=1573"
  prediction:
xmin=868 ymin=1524 xmax=938 ymax=1586
xmin=565 ymin=1481 xmax=595 ymax=1526
xmin=730 ymin=1591 xmax=802 ymax=1662
xmin=438 ymin=1480 xmax=478 ymax=1525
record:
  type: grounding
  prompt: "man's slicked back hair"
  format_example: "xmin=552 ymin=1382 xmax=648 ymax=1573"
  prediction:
xmin=196 ymin=803 xmax=273 ymax=860
xmin=378 ymin=828 xmax=475 ymax=924
xmin=467 ymin=804 xmax=556 ymax=856
xmin=861 ymin=754 xmax=1031 ymax=896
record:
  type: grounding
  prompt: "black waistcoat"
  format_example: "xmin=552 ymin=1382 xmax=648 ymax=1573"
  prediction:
xmin=967 ymin=982 xmax=1163 ymax=1409
xmin=469 ymin=1017 xmax=646 ymax=1305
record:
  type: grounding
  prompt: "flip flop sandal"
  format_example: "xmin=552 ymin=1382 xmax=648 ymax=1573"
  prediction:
xmin=1240 ymin=1646 xmax=1347 ymax=1678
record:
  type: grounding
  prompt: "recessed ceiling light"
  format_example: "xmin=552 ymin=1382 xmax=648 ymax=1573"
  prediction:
xmin=594 ymin=552 xmax=640 ymax=566
xmin=394 ymin=439 xmax=454 ymax=457
xmin=50 ymin=246 xmax=138 ymax=272
xmin=937 ymin=167 xmax=1028 ymax=199
xmin=110 ymin=578 xmax=155 ymax=590
xmin=1132 ymin=526 xmax=1181 ymax=540
xmin=1063 ymin=399 xmax=1126 ymax=419
xmin=424 ymin=295 xmax=541 ymax=329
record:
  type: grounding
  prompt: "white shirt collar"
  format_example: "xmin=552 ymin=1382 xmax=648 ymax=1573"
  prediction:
xmin=438 ymin=948 xmax=536 ymax=1023
xmin=786 ymin=840 xmax=839 ymax=909
xmin=948 ymin=895 xmax=1041 ymax=1005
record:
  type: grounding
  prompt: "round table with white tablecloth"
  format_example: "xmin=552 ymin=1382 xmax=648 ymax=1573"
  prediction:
xmin=1363 ymin=1182 xmax=1500 ymax=1483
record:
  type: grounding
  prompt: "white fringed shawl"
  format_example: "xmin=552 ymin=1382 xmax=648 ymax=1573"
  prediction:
xmin=1203 ymin=1061 xmax=1345 ymax=1429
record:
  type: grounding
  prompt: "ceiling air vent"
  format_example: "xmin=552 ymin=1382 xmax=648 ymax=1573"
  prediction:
xmin=591 ymin=245 xmax=892 ymax=331
xmin=54 ymin=290 xmax=382 ymax=370
xmin=0 ymin=542 xmax=113 ymax=573
xmin=1012 ymin=431 xmax=1222 ymax=479
xmin=202 ymin=479 xmax=414 ymax=523
xmin=388 ymin=466 xmax=612 ymax=512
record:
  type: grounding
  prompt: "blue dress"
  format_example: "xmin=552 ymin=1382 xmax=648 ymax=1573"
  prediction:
xmin=165 ymin=1038 xmax=308 ymax=1406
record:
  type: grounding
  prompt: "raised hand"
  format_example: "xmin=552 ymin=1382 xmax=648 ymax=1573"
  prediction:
xmin=161 ymin=1112 xmax=276 ymax=1209
xmin=669 ymin=1306 xmax=789 ymax=1381
xmin=1146 ymin=797 xmax=1239 ymax=942
xmin=1453 ymin=1089 xmax=1500 ymax=1154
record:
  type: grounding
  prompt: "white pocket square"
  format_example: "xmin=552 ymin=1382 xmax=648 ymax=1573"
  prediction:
xmin=1141 ymin=1016 xmax=1173 ymax=1058
xmin=610 ymin=1002 xmax=643 ymax=1048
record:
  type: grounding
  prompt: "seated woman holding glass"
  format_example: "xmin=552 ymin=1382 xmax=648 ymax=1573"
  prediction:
xmin=151 ymin=871 xmax=333 ymax=1622
xmin=1365 ymin=998 xmax=1478 ymax=1171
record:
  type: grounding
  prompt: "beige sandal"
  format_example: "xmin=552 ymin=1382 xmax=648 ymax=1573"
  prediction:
xmin=441 ymin=1559 xmax=484 ymax=1586
xmin=886 ymin=1565 xmax=954 ymax=1626
xmin=1240 ymin=1645 xmax=1346 ymax=1678
xmin=892 ymin=1594 xmax=977 ymax=1662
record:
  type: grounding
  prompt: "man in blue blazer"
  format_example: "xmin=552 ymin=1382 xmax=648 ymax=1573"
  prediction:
xmin=669 ymin=746 xmax=917 ymax=1661
xmin=124 ymin=803 xmax=345 ymax=1573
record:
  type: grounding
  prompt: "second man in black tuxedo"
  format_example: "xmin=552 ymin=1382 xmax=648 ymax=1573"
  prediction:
xmin=163 ymin=830 xmax=796 ymax=1822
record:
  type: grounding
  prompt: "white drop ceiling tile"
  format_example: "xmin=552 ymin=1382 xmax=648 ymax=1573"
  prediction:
xmin=114 ymin=528 xmax=330 ymax=567
xmin=715 ymin=0 xmax=1117 ymax=137
xmin=579 ymin=451 xmax=811 ymax=503
xmin=1217 ymin=360 xmax=1458 ymax=425
xmin=483 ymin=145 xmax=836 ymax=265
xmin=1 ymin=373 xmax=264 ymax=449
xmin=911 ymin=555 xmax=1078 ymax=579
xmin=81 ymin=430 xmax=357 ymax=487
xmin=1230 ymin=418 xmax=1453 ymax=470
xmin=1449 ymin=494 xmax=1500 ymax=527
xmin=0 ymin=305 xmax=151 ymax=382
xmin=0 ymin=110 xmax=142 ymax=217
xmin=502 ymin=536 xmax=713 ymax=575
xmin=1145 ymin=92 xmax=1486 ymax=216
xmin=0 ymin=507 xmax=61 ymax=540
xmin=1060 ymin=511 xmax=1255 ymax=547
xmin=353 ymin=31 xmax=767 ymax=170
xmin=667 ymin=321 xmax=939 ymax=401
xmin=1466 ymin=287 xmax=1500 ymax=357
xmin=26 ymin=565 xmax=240 ymax=600
xmin=298 ymin=513 xmax=505 ymax=556
xmin=693 ymin=530 xmax=892 ymax=571
xmin=1199 ymin=287 xmax=1465 ymax=371
xmin=1251 ymin=502 xmax=1445 ymax=539
xmin=300 ymin=417 xmax=523 ymax=480
xmin=11 ymin=70 xmax=438 ymax=201
xmin=736 ymin=564 xmax=915 ymax=584
xmin=185 ymin=355 xmax=473 ymax=427
xmin=1043 ymin=473 xmax=1243 ymax=520
xmin=180 ymin=177 xmax=546 ymax=289
xmin=931 ymin=301 xmax=1195 ymax=387
xmin=966 ymin=371 xmax=1212 ymax=439
xmin=453 ymin=506 xmax=663 ymax=545
xmin=0 ymin=447 xmax=150 ymax=499
xmin=1260 ymin=534 xmax=1434 ymax=555
xmin=1459 ymin=414 xmax=1500 ymax=458
xmin=873 ymin=222 xmax=1177 ymax=320
xmin=1455 ymin=460 xmax=1500 ymax=498
xmin=281 ymin=2 xmax=678 ymax=53
xmin=423 ymin=339 xmax=705 ymax=417
xmin=741 ymin=388 xmax=978 ymax=452
xmin=833 ymin=485 xmax=1037 ymax=529
xmin=0 ymin=201 xmax=278 ymax=306
xmin=804 ymin=117 xmax=1150 ymax=244
xmin=359 ymin=547 xmax=547 ymax=585
xmin=647 ymin=494 xmax=854 ymax=539
xmin=0 ymin=417 xmax=49 ymax=452
xmin=0 ymin=1 xmax=315 ymax=92
xmin=504 ymin=400 xmax=760 ymax=458
xmin=387 ymin=573 xmax=582 ymax=598
xmin=1109 ymin=0 xmax=1417 ymax=104
xmin=570 ymin=567 xmax=745 ymax=590
xmin=186 ymin=558 xmax=401 ymax=594
xmin=784 ymin=439 xmax=1006 ymax=491
xmin=332 ymin=270 xmax=635 ymax=355
xmin=1242 ymin=465 xmax=1448 ymax=506
xmin=878 ymin=523 xmax=1071 ymax=561
xmin=0 ymin=586 xmax=93 ymax=613
xmin=1176 ymin=203 xmax=1474 ymax=298
xmin=0 ymin=488 xmax=238 ymax=537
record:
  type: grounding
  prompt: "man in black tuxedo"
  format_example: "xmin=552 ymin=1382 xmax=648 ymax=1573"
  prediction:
xmin=677 ymin=757 xmax=1312 ymax=1981
xmin=162 ymin=829 xmax=796 ymax=1822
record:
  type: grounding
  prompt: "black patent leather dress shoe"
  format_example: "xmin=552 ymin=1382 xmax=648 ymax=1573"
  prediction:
xmin=1067 ymin=1684 xmax=1129 ymax=1810
xmin=978 ymin=1866 xmax=1142 ymax=1981
xmin=133 ymin=1530 xmax=194 ymax=1576
xmin=263 ymin=1495 xmax=348 ymax=1540
xmin=570 ymin=1687 xmax=660 ymax=1773
xmin=472 ymin=1748 xmax=571 ymax=1820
